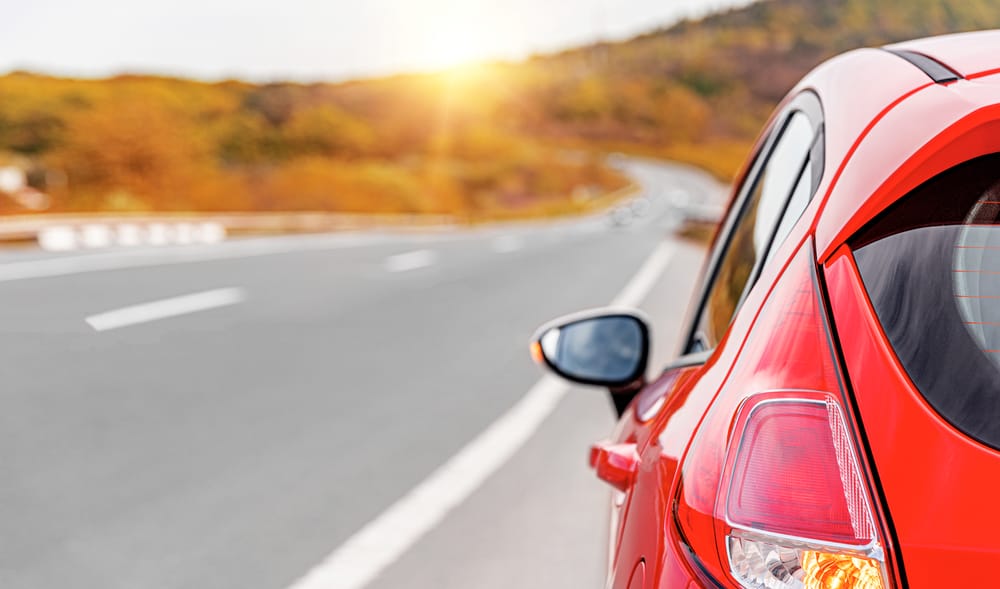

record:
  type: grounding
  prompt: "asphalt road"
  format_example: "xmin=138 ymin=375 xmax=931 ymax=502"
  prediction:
xmin=0 ymin=158 xmax=724 ymax=589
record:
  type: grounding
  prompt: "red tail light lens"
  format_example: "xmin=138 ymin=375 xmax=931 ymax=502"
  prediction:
xmin=674 ymin=240 xmax=895 ymax=589
xmin=724 ymin=393 xmax=885 ymax=589
xmin=726 ymin=395 xmax=876 ymax=546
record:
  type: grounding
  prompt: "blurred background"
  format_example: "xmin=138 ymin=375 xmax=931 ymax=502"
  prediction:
xmin=1 ymin=1 xmax=998 ymax=588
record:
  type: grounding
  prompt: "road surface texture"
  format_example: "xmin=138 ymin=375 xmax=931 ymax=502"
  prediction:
xmin=0 ymin=158 xmax=725 ymax=589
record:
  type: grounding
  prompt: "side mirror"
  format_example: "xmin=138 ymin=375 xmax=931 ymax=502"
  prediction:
xmin=531 ymin=309 xmax=650 ymax=390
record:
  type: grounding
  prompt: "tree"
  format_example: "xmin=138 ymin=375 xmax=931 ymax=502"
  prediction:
xmin=52 ymin=98 xmax=209 ymax=209
xmin=283 ymin=105 xmax=375 ymax=158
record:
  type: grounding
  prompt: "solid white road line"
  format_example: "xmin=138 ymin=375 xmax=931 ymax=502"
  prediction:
xmin=289 ymin=376 xmax=568 ymax=589
xmin=612 ymin=241 xmax=677 ymax=307
xmin=383 ymin=249 xmax=436 ymax=272
xmin=285 ymin=239 xmax=677 ymax=589
xmin=85 ymin=287 xmax=246 ymax=332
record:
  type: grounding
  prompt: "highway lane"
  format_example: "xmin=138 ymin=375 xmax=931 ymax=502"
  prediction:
xmin=0 ymin=158 xmax=724 ymax=589
xmin=364 ymin=240 xmax=708 ymax=589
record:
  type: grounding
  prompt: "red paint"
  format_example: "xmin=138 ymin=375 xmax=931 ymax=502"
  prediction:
xmin=553 ymin=31 xmax=1000 ymax=589
xmin=825 ymin=247 xmax=1000 ymax=587
xmin=590 ymin=441 xmax=640 ymax=493
xmin=887 ymin=30 xmax=1000 ymax=79
xmin=626 ymin=560 xmax=646 ymax=589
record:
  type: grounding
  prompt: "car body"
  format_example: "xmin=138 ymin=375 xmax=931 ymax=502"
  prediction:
xmin=533 ymin=31 xmax=1000 ymax=589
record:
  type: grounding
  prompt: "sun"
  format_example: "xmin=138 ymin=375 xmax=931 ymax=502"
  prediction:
xmin=422 ymin=26 xmax=485 ymax=70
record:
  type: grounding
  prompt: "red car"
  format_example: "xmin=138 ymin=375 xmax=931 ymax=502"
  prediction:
xmin=532 ymin=31 xmax=1000 ymax=589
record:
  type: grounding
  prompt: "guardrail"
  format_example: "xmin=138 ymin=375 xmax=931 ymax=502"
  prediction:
xmin=0 ymin=183 xmax=672 ymax=251
xmin=0 ymin=212 xmax=459 ymax=251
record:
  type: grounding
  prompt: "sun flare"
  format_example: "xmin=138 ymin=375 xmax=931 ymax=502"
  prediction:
xmin=416 ymin=6 xmax=492 ymax=71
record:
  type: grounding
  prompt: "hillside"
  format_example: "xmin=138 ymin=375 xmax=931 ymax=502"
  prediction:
xmin=528 ymin=0 xmax=1000 ymax=175
xmin=1 ymin=0 xmax=999 ymax=216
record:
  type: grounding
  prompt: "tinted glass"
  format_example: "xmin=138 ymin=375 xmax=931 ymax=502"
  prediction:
xmin=853 ymin=153 xmax=1000 ymax=450
xmin=692 ymin=112 xmax=814 ymax=350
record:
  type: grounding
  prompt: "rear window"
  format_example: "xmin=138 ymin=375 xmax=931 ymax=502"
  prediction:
xmin=852 ymin=153 xmax=1000 ymax=450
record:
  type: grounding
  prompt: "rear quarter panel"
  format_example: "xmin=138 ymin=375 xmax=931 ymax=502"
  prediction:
xmin=825 ymin=245 xmax=1000 ymax=587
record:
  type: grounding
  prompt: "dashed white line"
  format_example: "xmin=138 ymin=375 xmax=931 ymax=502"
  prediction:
xmin=383 ymin=249 xmax=436 ymax=272
xmin=85 ymin=287 xmax=246 ymax=332
xmin=285 ymin=239 xmax=677 ymax=589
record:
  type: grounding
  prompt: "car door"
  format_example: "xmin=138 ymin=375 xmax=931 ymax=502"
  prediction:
xmin=600 ymin=91 xmax=826 ymax=588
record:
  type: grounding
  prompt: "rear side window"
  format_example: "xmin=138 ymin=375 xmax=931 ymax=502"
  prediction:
xmin=853 ymin=153 xmax=1000 ymax=450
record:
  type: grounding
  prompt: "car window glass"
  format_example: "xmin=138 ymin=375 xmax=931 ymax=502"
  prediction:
xmin=690 ymin=112 xmax=813 ymax=352
xmin=752 ymin=113 xmax=813 ymax=254
xmin=765 ymin=156 xmax=813 ymax=266
xmin=853 ymin=153 xmax=1000 ymax=450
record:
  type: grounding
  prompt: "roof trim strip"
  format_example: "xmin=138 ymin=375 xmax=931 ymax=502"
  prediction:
xmin=882 ymin=48 xmax=962 ymax=83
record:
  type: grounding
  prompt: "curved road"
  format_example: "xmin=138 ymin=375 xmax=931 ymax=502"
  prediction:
xmin=0 ymin=158 xmax=724 ymax=589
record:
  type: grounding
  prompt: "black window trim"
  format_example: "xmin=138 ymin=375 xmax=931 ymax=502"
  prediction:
xmin=679 ymin=90 xmax=826 ymax=358
xmin=882 ymin=48 xmax=962 ymax=84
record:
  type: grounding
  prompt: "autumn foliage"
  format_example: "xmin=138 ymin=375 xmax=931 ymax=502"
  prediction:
xmin=2 ymin=0 xmax=1000 ymax=216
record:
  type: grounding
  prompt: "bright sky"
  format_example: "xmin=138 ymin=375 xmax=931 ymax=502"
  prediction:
xmin=1 ymin=0 xmax=754 ymax=82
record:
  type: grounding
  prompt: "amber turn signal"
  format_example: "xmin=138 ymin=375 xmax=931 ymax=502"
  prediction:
xmin=530 ymin=340 xmax=544 ymax=364
xmin=801 ymin=551 xmax=884 ymax=589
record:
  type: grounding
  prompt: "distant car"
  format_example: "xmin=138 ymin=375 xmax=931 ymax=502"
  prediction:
xmin=629 ymin=197 xmax=651 ymax=217
xmin=608 ymin=205 xmax=633 ymax=227
xmin=532 ymin=31 xmax=1000 ymax=589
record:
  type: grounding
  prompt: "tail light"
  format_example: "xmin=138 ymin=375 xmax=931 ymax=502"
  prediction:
xmin=673 ymin=240 xmax=896 ymax=589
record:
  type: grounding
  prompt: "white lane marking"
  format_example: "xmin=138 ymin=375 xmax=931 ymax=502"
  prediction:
xmin=85 ymin=287 xmax=246 ymax=332
xmin=383 ymin=249 xmax=436 ymax=273
xmin=290 ymin=376 xmax=568 ymax=589
xmin=490 ymin=235 xmax=523 ymax=253
xmin=612 ymin=241 xmax=677 ymax=307
xmin=286 ymin=239 xmax=677 ymax=589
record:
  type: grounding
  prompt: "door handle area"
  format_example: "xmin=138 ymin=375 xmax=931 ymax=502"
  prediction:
xmin=589 ymin=441 xmax=639 ymax=492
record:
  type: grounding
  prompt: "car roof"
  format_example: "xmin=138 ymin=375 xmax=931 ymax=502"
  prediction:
xmin=788 ymin=32 xmax=1000 ymax=261
xmin=887 ymin=30 xmax=1000 ymax=80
